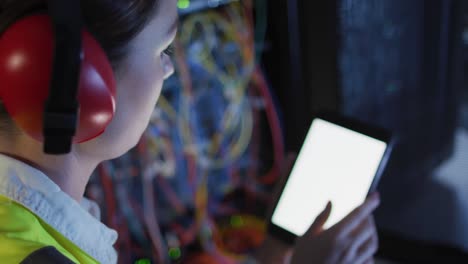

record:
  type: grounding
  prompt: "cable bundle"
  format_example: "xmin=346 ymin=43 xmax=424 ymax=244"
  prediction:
xmin=87 ymin=1 xmax=284 ymax=263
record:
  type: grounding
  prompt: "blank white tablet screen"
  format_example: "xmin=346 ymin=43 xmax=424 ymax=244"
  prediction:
xmin=271 ymin=118 xmax=387 ymax=236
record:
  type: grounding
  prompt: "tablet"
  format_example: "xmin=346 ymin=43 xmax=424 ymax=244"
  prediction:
xmin=268 ymin=113 xmax=393 ymax=244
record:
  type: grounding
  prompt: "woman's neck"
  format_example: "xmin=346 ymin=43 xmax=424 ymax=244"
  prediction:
xmin=0 ymin=134 xmax=99 ymax=202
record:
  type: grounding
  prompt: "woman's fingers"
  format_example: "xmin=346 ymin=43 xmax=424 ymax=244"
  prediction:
xmin=333 ymin=193 xmax=380 ymax=237
xmin=306 ymin=201 xmax=332 ymax=236
xmin=362 ymin=258 xmax=375 ymax=264
xmin=293 ymin=193 xmax=380 ymax=264
xmin=353 ymin=227 xmax=379 ymax=264
xmin=340 ymin=217 xmax=376 ymax=263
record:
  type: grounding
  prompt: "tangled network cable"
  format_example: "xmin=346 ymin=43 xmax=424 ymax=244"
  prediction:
xmin=87 ymin=1 xmax=284 ymax=263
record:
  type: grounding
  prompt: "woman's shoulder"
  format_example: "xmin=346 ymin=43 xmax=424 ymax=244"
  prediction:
xmin=0 ymin=195 xmax=80 ymax=263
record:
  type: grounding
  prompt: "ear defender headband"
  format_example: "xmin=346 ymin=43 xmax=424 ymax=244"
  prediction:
xmin=0 ymin=0 xmax=116 ymax=154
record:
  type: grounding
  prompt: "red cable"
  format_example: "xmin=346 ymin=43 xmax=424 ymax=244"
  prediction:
xmin=156 ymin=176 xmax=186 ymax=214
xmin=98 ymin=164 xmax=118 ymax=229
xmin=241 ymin=0 xmax=286 ymax=185
xmin=137 ymin=137 xmax=167 ymax=263
xmin=98 ymin=163 xmax=125 ymax=257
xmin=253 ymin=67 xmax=285 ymax=184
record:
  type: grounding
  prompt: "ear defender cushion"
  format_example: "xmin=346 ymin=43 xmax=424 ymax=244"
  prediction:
xmin=0 ymin=14 xmax=116 ymax=143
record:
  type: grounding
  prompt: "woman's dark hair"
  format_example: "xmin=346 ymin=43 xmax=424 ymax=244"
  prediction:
xmin=0 ymin=0 xmax=159 ymax=68
xmin=0 ymin=0 xmax=159 ymax=132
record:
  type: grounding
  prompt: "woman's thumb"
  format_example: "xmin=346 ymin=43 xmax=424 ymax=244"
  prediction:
xmin=306 ymin=201 xmax=332 ymax=236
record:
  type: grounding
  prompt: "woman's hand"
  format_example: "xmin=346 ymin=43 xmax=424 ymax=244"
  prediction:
xmin=290 ymin=193 xmax=380 ymax=264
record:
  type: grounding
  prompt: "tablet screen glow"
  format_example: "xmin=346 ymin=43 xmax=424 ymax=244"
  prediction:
xmin=271 ymin=118 xmax=387 ymax=236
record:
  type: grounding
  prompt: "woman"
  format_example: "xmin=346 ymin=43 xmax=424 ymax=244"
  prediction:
xmin=0 ymin=0 xmax=379 ymax=263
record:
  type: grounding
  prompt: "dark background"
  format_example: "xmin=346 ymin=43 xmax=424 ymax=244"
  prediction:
xmin=262 ymin=0 xmax=468 ymax=262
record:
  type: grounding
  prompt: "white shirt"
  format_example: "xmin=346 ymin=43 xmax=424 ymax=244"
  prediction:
xmin=0 ymin=154 xmax=118 ymax=263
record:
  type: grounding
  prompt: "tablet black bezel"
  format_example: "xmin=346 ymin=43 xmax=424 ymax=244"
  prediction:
xmin=267 ymin=111 xmax=395 ymax=245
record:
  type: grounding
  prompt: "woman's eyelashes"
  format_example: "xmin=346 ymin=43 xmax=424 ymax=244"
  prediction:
xmin=163 ymin=44 xmax=174 ymax=56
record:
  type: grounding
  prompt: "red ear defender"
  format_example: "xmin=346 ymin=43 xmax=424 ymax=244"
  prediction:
xmin=0 ymin=15 xmax=116 ymax=143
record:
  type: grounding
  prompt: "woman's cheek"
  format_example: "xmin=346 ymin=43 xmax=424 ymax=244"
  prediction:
xmin=127 ymin=55 xmax=165 ymax=105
